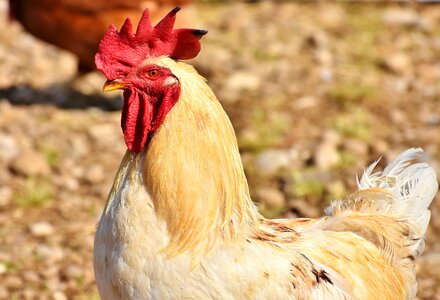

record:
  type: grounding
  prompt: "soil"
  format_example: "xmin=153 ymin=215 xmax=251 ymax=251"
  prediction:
xmin=0 ymin=1 xmax=439 ymax=299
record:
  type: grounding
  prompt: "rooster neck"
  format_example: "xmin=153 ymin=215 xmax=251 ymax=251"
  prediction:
xmin=139 ymin=58 xmax=260 ymax=260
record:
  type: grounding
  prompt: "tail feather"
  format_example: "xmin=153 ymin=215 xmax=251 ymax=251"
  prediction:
xmin=323 ymin=148 xmax=437 ymax=297
xmin=357 ymin=148 xmax=438 ymax=237
xmin=327 ymin=148 xmax=438 ymax=258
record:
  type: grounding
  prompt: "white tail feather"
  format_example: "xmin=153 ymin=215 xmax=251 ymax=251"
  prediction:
xmin=358 ymin=148 xmax=438 ymax=239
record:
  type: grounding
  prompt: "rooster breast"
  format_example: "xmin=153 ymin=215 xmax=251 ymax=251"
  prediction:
xmin=93 ymin=153 xmax=347 ymax=299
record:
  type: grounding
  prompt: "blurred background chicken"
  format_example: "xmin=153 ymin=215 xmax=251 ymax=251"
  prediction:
xmin=9 ymin=0 xmax=195 ymax=70
xmin=93 ymin=8 xmax=438 ymax=299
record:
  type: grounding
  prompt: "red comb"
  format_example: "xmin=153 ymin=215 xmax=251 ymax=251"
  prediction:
xmin=95 ymin=7 xmax=207 ymax=80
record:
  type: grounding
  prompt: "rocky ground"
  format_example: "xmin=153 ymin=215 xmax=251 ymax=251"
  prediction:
xmin=1 ymin=1 xmax=440 ymax=299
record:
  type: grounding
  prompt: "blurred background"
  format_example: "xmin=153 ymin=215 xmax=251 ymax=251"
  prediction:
xmin=1 ymin=0 xmax=440 ymax=299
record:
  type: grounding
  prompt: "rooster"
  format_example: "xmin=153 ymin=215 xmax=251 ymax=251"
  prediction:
xmin=93 ymin=7 xmax=438 ymax=299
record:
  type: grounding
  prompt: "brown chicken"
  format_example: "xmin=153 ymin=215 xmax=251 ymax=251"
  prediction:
xmin=93 ymin=7 xmax=438 ymax=299
xmin=9 ymin=0 xmax=194 ymax=70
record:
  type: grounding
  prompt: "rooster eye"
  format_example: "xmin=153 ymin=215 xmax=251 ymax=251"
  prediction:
xmin=146 ymin=69 xmax=160 ymax=78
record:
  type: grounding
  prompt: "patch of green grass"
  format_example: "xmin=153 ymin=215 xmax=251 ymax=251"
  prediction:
xmin=35 ymin=141 xmax=60 ymax=167
xmin=253 ymin=49 xmax=280 ymax=62
xmin=336 ymin=149 xmax=358 ymax=170
xmin=331 ymin=109 xmax=372 ymax=141
xmin=328 ymin=82 xmax=376 ymax=109
xmin=43 ymin=147 xmax=59 ymax=167
xmin=75 ymin=275 xmax=86 ymax=289
xmin=31 ymin=250 xmax=46 ymax=263
xmin=75 ymin=292 xmax=101 ymax=300
xmin=325 ymin=180 xmax=348 ymax=203
xmin=346 ymin=8 xmax=381 ymax=33
xmin=0 ymin=260 xmax=16 ymax=272
xmin=345 ymin=10 xmax=382 ymax=67
xmin=14 ymin=178 xmax=54 ymax=208
xmin=290 ymin=172 xmax=326 ymax=199
xmin=259 ymin=203 xmax=285 ymax=219
xmin=238 ymin=108 xmax=290 ymax=152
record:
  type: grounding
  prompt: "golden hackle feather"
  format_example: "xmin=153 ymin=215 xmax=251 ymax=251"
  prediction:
xmin=142 ymin=57 xmax=260 ymax=261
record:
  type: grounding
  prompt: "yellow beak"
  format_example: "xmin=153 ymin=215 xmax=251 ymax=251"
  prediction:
xmin=103 ymin=80 xmax=126 ymax=92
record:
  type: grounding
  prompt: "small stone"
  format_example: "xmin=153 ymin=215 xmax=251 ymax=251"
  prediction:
xmin=315 ymin=49 xmax=333 ymax=66
xmin=40 ymin=265 xmax=60 ymax=280
xmin=194 ymin=47 xmax=234 ymax=81
xmin=419 ymin=252 xmax=440 ymax=277
xmin=286 ymin=147 xmax=307 ymax=169
xmin=370 ymin=138 xmax=387 ymax=156
xmin=221 ymin=71 xmax=261 ymax=103
xmin=383 ymin=8 xmax=420 ymax=27
xmin=30 ymin=222 xmax=55 ymax=237
xmin=35 ymin=244 xmax=53 ymax=259
xmin=88 ymin=123 xmax=119 ymax=146
xmin=319 ymin=67 xmax=333 ymax=82
xmin=391 ymin=78 xmax=411 ymax=94
xmin=22 ymin=270 xmax=40 ymax=283
xmin=35 ymin=245 xmax=64 ymax=262
xmin=381 ymin=53 xmax=412 ymax=74
xmin=314 ymin=131 xmax=341 ymax=170
xmin=0 ymin=186 xmax=13 ymax=207
xmin=0 ymin=262 xmax=6 ymax=274
xmin=288 ymin=199 xmax=320 ymax=218
xmin=69 ymin=136 xmax=90 ymax=157
xmin=61 ymin=176 xmax=79 ymax=191
xmin=22 ymin=289 xmax=37 ymax=300
xmin=0 ymin=286 xmax=7 ymax=299
xmin=255 ymin=149 xmax=291 ymax=175
xmin=4 ymin=275 xmax=22 ymax=289
xmin=11 ymin=150 xmax=50 ymax=177
xmin=418 ymin=277 xmax=435 ymax=291
xmin=293 ymin=96 xmax=318 ymax=110
xmin=44 ymin=276 xmax=61 ymax=291
xmin=390 ymin=109 xmax=406 ymax=124
xmin=343 ymin=139 xmax=368 ymax=157
xmin=0 ymin=133 xmax=19 ymax=163
xmin=319 ymin=6 xmax=346 ymax=29
xmin=284 ymin=211 xmax=299 ymax=219
xmin=71 ymin=165 xmax=85 ymax=179
xmin=63 ymin=264 xmax=83 ymax=279
xmin=71 ymin=72 xmax=107 ymax=95
xmin=255 ymin=187 xmax=286 ymax=208
xmin=53 ymin=291 xmax=68 ymax=300
xmin=84 ymin=164 xmax=105 ymax=184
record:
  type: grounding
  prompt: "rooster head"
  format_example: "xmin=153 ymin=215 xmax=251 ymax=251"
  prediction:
xmin=95 ymin=7 xmax=207 ymax=152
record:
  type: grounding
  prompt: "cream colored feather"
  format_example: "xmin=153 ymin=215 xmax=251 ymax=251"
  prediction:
xmin=94 ymin=57 xmax=438 ymax=300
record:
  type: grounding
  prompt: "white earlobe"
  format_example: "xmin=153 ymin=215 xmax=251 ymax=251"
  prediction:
xmin=163 ymin=77 xmax=178 ymax=87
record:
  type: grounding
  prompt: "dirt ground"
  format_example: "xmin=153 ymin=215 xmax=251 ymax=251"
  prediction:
xmin=0 ymin=1 xmax=439 ymax=299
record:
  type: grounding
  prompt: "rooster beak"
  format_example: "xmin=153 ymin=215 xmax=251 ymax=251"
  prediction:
xmin=103 ymin=80 xmax=126 ymax=92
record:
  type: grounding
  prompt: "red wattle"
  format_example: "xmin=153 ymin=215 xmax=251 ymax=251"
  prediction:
xmin=121 ymin=85 xmax=180 ymax=153
xmin=121 ymin=89 xmax=152 ymax=153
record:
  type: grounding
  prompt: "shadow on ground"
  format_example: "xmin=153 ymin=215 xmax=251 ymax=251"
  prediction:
xmin=0 ymin=84 xmax=122 ymax=111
